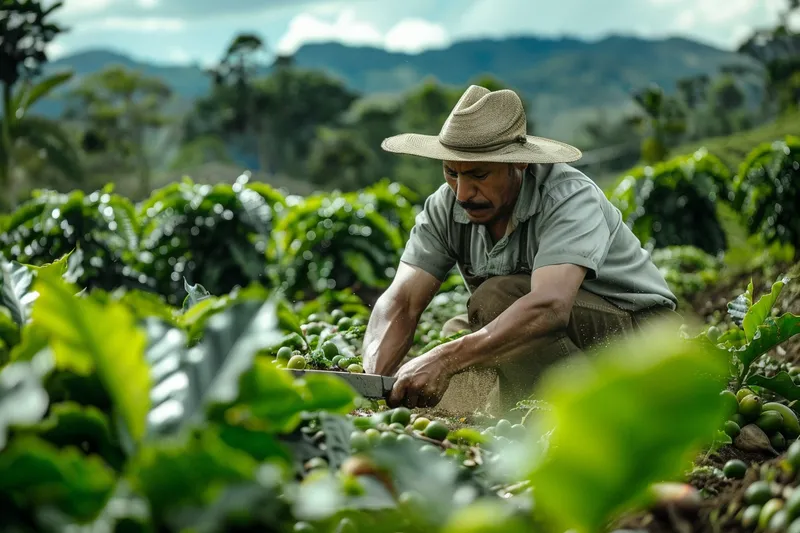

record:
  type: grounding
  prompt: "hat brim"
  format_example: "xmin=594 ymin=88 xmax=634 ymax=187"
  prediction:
xmin=381 ymin=133 xmax=582 ymax=164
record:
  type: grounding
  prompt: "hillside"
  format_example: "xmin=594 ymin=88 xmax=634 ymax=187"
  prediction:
xmin=35 ymin=34 xmax=762 ymax=140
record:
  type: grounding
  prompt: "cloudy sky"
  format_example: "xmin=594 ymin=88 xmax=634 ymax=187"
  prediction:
xmin=46 ymin=0 xmax=791 ymax=66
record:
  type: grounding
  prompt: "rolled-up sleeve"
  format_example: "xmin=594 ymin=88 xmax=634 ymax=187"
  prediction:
xmin=532 ymin=181 xmax=612 ymax=280
xmin=400 ymin=190 xmax=457 ymax=280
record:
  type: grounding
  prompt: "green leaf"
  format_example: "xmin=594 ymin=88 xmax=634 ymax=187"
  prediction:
xmin=126 ymin=428 xmax=260 ymax=518
xmin=0 ymin=260 xmax=37 ymax=325
xmin=8 ymin=322 xmax=51 ymax=364
xmin=182 ymin=278 xmax=211 ymax=312
xmin=317 ymin=413 xmax=356 ymax=470
xmin=194 ymin=299 xmax=285 ymax=406
xmin=300 ymin=372 xmax=358 ymax=414
xmin=0 ymin=436 xmax=116 ymax=523
xmin=743 ymin=277 xmax=787 ymax=341
xmin=732 ymin=313 xmax=800 ymax=369
xmin=27 ymin=248 xmax=76 ymax=282
xmin=12 ymin=70 xmax=74 ymax=113
xmin=0 ymin=309 xmax=20 ymax=351
xmin=0 ymin=359 xmax=50 ymax=451
xmin=747 ymin=371 xmax=800 ymax=402
xmin=209 ymin=358 xmax=310 ymax=433
xmin=216 ymin=423 xmax=292 ymax=464
xmin=31 ymin=274 xmax=151 ymax=442
xmin=526 ymin=320 xmax=729 ymax=533
xmin=22 ymin=401 xmax=126 ymax=471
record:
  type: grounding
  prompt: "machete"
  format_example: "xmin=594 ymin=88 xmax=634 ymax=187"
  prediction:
xmin=288 ymin=369 xmax=396 ymax=400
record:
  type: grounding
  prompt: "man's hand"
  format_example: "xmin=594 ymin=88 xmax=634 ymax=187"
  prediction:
xmin=387 ymin=343 xmax=456 ymax=409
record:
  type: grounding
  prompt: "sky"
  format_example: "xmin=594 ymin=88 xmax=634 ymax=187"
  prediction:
xmin=44 ymin=0 xmax=794 ymax=66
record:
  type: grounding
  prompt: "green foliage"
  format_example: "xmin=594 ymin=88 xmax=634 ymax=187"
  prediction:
xmin=0 ymin=0 xmax=65 ymax=89
xmin=733 ymin=135 xmax=800 ymax=250
xmin=527 ymin=321 xmax=728 ymax=533
xmin=1 ymin=68 xmax=83 ymax=209
xmin=607 ymin=148 xmax=733 ymax=254
xmin=135 ymin=174 xmax=286 ymax=304
xmin=0 ymin=186 xmax=145 ymax=291
xmin=651 ymin=245 xmax=722 ymax=297
xmin=268 ymin=186 xmax=406 ymax=298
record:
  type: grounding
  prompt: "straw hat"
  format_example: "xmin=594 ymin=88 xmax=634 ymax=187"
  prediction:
xmin=381 ymin=84 xmax=582 ymax=164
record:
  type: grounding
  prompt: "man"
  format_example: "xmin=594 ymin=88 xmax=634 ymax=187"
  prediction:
xmin=361 ymin=84 xmax=678 ymax=414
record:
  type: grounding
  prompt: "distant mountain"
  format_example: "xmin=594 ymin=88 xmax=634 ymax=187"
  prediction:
xmin=34 ymin=34 xmax=761 ymax=141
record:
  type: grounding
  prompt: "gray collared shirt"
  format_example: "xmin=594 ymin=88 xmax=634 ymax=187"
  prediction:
xmin=399 ymin=163 xmax=678 ymax=312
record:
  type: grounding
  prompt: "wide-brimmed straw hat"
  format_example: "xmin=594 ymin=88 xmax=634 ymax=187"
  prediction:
xmin=381 ymin=84 xmax=582 ymax=164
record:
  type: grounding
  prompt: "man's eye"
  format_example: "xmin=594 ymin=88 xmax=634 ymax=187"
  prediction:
xmin=474 ymin=174 xmax=488 ymax=180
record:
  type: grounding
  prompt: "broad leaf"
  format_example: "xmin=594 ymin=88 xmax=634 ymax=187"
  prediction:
xmin=0 ymin=436 xmax=116 ymax=523
xmin=182 ymin=278 xmax=211 ymax=312
xmin=23 ymin=401 xmax=126 ymax=471
xmin=318 ymin=412 xmax=357 ymax=470
xmin=142 ymin=317 xmax=190 ymax=437
xmin=126 ymin=428 xmax=260 ymax=518
xmin=208 ymin=357 xmax=356 ymax=435
xmin=732 ymin=313 xmax=800 ymax=369
xmin=192 ymin=299 xmax=284 ymax=406
xmin=0 ymin=358 xmax=50 ymax=451
xmin=28 ymin=248 xmax=76 ymax=282
xmin=747 ymin=371 xmax=800 ymax=402
xmin=0 ymin=259 xmax=37 ymax=325
xmin=743 ymin=277 xmax=788 ymax=341
xmin=526 ymin=320 xmax=729 ymax=533
xmin=12 ymin=70 xmax=74 ymax=112
xmin=145 ymin=299 xmax=284 ymax=437
xmin=31 ymin=274 xmax=151 ymax=442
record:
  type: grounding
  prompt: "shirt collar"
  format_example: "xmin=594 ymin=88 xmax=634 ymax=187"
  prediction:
xmin=452 ymin=163 xmax=550 ymax=225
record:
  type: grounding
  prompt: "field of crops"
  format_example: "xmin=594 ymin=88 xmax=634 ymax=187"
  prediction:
xmin=0 ymin=133 xmax=798 ymax=533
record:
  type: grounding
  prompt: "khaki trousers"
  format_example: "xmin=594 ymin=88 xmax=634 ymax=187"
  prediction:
xmin=435 ymin=274 xmax=677 ymax=417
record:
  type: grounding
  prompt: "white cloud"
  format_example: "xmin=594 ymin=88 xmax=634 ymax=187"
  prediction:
xmin=55 ymin=0 xmax=114 ymax=18
xmin=384 ymin=19 xmax=449 ymax=53
xmin=138 ymin=0 xmax=160 ymax=8
xmin=168 ymin=48 xmax=190 ymax=63
xmin=276 ymin=9 xmax=450 ymax=55
xmin=85 ymin=17 xmax=186 ymax=32
xmin=674 ymin=10 xmax=696 ymax=30
xmin=46 ymin=42 xmax=67 ymax=60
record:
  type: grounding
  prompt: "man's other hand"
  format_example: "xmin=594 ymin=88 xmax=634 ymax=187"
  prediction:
xmin=387 ymin=344 xmax=455 ymax=409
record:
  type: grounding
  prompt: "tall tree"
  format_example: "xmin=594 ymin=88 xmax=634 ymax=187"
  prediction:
xmin=736 ymin=0 xmax=800 ymax=114
xmin=62 ymin=65 xmax=174 ymax=198
xmin=190 ymin=33 xmax=271 ymax=171
xmin=626 ymin=84 xmax=687 ymax=165
xmin=0 ymin=0 xmax=82 ymax=210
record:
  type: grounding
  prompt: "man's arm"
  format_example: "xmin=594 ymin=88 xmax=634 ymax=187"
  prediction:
xmin=443 ymin=263 xmax=585 ymax=373
xmin=387 ymin=263 xmax=585 ymax=407
xmin=362 ymin=262 xmax=442 ymax=376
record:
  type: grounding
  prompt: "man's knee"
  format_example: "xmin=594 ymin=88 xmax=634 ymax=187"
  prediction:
xmin=467 ymin=274 xmax=530 ymax=328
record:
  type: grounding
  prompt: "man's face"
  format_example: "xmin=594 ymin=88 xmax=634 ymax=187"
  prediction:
xmin=443 ymin=160 xmax=527 ymax=225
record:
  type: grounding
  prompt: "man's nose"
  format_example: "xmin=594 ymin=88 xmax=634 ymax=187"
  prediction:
xmin=455 ymin=177 xmax=475 ymax=203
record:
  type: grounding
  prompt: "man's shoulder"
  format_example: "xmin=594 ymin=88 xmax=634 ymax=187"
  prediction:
xmin=539 ymin=163 xmax=606 ymax=205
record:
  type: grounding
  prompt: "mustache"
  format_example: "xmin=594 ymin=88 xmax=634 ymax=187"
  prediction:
xmin=458 ymin=201 xmax=492 ymax=210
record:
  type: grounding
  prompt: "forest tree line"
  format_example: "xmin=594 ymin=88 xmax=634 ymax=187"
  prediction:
xmin=0 ymin=0 xmax=798 ymax=212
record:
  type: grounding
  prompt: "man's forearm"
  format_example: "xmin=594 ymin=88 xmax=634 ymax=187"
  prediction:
xmin=362 ymin=292 xmax=420 ymax=375
xmin=443 ymin=293 xmax=568 ymax=374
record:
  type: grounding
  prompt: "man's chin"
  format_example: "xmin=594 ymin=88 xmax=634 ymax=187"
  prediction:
xmin=465 ymin=208 xmax=493 ymax=222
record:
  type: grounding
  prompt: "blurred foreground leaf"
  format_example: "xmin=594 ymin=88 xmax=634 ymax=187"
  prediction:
xmin=31 ymin=275 xmax=150 ymax=442
xmin=527 ymin=320 xmax=729 ymax=533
